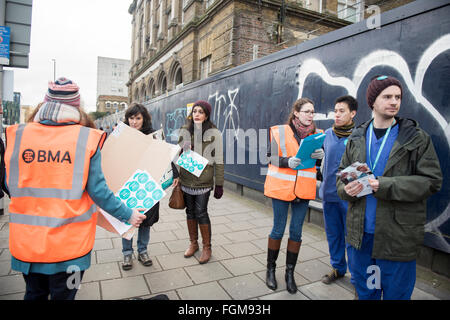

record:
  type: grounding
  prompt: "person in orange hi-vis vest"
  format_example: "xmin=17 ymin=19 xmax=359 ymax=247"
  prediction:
xmin=264 ymin=98 xmax=324 ymax=294
xmin=4 ymin=77 xmax=146 ymax=300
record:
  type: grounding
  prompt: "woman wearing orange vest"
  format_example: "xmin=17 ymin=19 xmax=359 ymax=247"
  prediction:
xmin=264 ymin=98 xmax=324 ymax=294
xmin=5 ymin=78 xmax=146 ymax=300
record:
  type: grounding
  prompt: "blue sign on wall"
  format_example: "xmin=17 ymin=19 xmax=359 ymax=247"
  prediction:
xmin=0 ymin=26 xmax=11 ymax=65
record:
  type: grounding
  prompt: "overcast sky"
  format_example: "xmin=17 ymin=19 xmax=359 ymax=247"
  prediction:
xmin=6 ymin=0 xmax=132 ymax=113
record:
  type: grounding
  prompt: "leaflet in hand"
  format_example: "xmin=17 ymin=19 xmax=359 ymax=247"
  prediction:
xmin=336 ymin=162 xmax=375 ymax=197
xmin=176 ymin=149 xmax=209 ymax=177
xmin=99 ymin=169 xmax=166 ymax=239
xmin=294 ymin=132 xmax=326 ymax=170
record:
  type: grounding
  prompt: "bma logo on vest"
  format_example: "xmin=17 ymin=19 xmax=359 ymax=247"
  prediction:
xmin=22 ymin=149 xmax=72 ymax=164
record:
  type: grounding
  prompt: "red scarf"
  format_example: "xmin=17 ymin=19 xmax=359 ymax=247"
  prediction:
xmin=292 ymin=117 xmax=315 ymax=139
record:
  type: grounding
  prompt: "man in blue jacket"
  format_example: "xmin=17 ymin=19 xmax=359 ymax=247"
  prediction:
xmin=319 ymin=95 xmax=358 ymax=284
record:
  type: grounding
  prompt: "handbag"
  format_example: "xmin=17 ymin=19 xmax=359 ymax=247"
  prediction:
xmin=169 ymin=184 xmax=185 ymax=209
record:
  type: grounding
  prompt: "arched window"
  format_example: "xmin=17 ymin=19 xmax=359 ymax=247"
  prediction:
xmin=174 ymin=67 xmax=182 ymax=88
xmin=169 ymin=61 xmax=183 ymax=90
xmin=141 ymin=84 xmax=147 ymax=102
xmin=158 ymin=72 xmax=167 ymax=95
xmin=134 ymin=89 xmax=140 ymax=102
xmin=149 ymin=79 xmax=156 ymax=99
xmin=161 ymin=76 xmax=167 ymax=93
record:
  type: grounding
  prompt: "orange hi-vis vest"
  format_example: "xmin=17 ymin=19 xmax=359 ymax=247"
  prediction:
xmin=5 ymin=123 xmax=106 ymax=263
xmin=264 ymin=125 xmax=322 ymax=201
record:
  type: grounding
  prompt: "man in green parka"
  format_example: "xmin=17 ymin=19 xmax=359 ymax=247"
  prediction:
xmin=336 ymin=75 xmax=442 ymax=300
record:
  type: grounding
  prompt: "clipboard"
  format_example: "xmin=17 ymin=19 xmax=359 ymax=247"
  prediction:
xmin=294 ymin=132 xmax=326 ymax=170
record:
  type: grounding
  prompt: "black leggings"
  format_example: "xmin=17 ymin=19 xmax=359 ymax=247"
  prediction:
xmin=183 ymin=191 xmax=211 ymax=224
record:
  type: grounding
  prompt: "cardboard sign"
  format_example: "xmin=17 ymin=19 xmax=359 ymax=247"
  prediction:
xmin=97 ymin=122 xmax=179 ymax=237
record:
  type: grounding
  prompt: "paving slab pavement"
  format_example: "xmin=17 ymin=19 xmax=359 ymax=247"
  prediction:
xmin=0 ymin=188 xmax=449 ymax=301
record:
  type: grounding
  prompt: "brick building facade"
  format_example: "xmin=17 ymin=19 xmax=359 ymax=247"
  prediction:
xmin=127 ymin=0 xmax=413 ymax=103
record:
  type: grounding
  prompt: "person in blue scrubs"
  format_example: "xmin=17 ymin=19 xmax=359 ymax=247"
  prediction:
xmin=337 ymin=76 xmax=442 ymax=299
xmin=319 ymin=95 xmax=358 ymax=284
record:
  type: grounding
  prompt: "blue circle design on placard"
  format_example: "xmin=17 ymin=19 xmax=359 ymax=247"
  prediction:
xmin=128 ymin=181 xmax=140 ymax=192
xmin=188 ymin=166 xmax=195 ymax=173
xmin=183 ymin=163 xmax=189 ymax=169
xmin=152 ymin=189 xmax=163 ymax=201
xmin=145 ymin=181 xmax=156 ymax=192
xmin=181 ymin=154 xmax=187 ymax=159
xmin=197 ymin=164 xmax=204 ymax=170
xmin=136 ymin=189 xmax=147 ymax=200
xmin=126 ymin=197 xmax=138 ymax=208
xmin=143 ymin=197 xmax=154 ymax=208
xmin=138 ymin=173 xmax=149 ymax=184
xmin=119 ymin=189 xmax=131 ymax=200
xmin=177 ymin=159 xmax=184 ymax=166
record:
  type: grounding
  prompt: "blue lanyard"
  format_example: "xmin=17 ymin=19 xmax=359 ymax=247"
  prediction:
xmin=368 ymin=119 xmax=396 ymax=172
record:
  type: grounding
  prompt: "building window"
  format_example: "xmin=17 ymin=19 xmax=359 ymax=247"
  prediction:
xmin=150 ymin=81 xmax=156 ymax=98
xmin=174 ymin=68 xmax=183 ymax=88
xmin=337 ymin=0 xmax=361 ymax=23
xmin=200 ymin=55 xmax=211 ymax=80
xmin=160 ymin=76 xmax=167 ymax=94
xmin=106 ymin=102 xmax=111 ymax=109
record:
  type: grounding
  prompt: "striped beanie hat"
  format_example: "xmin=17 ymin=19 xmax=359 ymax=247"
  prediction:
xmin=44 ymin=77 xmax=81 ymax=107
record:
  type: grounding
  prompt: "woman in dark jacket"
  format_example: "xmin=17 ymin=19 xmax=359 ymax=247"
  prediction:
xmin=175 ymin=100 xmax=224 ymax=264
xmin=121 ymin=103 xmax=179 ymax=270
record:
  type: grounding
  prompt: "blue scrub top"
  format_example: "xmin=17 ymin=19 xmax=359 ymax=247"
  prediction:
xmin=319 ymin=128 xmax=348 ymax=202
xmin=364 ymin=123 xmax=399 ymax=234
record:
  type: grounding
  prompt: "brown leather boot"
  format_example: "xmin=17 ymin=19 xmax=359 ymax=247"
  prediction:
xmin=184 ymin=219 xmax=199 ymax=258
xmin=198 ymin=223 xmax=211 ymax=264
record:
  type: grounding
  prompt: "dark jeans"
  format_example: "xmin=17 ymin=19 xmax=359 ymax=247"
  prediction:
xmin=23 ymin=271 xmax=85 ymax=300
xmin=269 ymin=198 xmax=309 ymax=242
xmin=184 ymin=191 xmax=211 ymax=224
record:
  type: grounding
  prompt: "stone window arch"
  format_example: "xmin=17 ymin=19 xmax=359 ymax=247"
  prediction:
xmin=169 ymin=61 xmax=183 ymax=90
xmin=158 ymin=71 xmax=167 ymax=95
xmin=148 ymin=78 xmax=156 ymax=99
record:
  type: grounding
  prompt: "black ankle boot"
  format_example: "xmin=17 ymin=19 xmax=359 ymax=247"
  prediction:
xmin=266 ymin=249 xmax=279 ymax=290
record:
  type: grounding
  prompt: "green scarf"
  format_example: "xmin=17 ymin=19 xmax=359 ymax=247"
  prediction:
xmin=332 ymin=121 xmax=355 ymax=138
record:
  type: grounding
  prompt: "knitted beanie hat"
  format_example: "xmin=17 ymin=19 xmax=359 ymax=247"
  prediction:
xmin=366 ymin=75 xmax=402 ymax=109
xmin=44 ymin=77 xmax=81 ymax=107
xmin=193 ymin=100 xmax=212 ymax=117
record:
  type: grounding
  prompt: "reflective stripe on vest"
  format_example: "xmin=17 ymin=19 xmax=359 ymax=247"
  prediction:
xmin=277 ymin=125 xmax=288 ymax=157
xmin=264 ymin=125 xmax=321 ymax=201
xmin=9 ymin=204 xmax=96 ymax=228
xmin=267 ymin=168 xmax=316 ymax=181
xmin=8 ymin=124 xmax=89 ymax=199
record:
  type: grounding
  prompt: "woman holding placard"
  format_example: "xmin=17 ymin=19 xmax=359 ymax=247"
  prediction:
xmin=264 ymin=98 xmax=324 ymax=294
xmin=121 ymin=103 xmax=179 ymax=271
xmin=175 ymin=100 xmax=224 ymax=264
